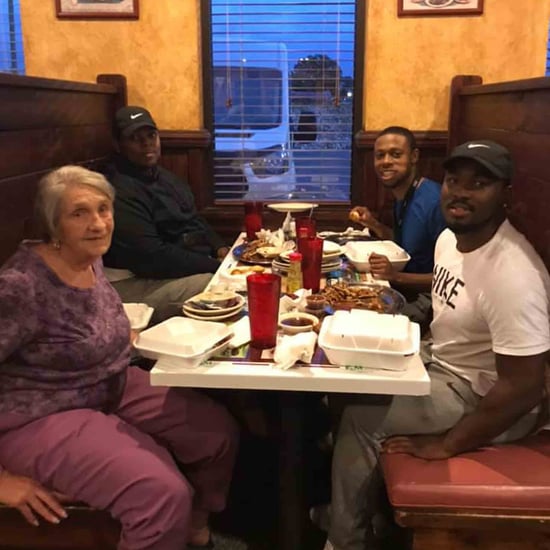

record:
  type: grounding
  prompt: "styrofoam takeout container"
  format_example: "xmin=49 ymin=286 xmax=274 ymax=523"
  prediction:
xmin=318 ymin=310 xmax=420 ymax=371
xmin=123 ymin=303 xmax=154 ymax=331
xmin=343 ymin=241 xmax=410 ymax=272
xmin=134 ymin=317 xmax=233 ymax=369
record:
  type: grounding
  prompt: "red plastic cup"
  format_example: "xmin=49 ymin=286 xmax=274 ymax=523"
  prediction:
xmin=244 ymin=201 xmax=263 ymax=241
xmin=246 ymin=273 xmax=281 ymax=349
xmin=299 ymin=237 xmax=323 ymax=293
xmin=295 ymin=217 xmax=317 ymax=239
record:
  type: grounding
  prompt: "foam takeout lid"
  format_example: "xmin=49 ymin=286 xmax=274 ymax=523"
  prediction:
xmin=344 ymin=240 xmax=410 ymax=260
xmin=318 ymin=309 xmax=418 ymax=355
xmin=135 ymin=317 xmax=233 ymax=358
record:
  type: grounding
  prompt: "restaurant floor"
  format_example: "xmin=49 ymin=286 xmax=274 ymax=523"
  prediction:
xmin=209 ymin=426 xmax=330 ymax=550
xmin=210 ymin=429 xmax=412 ymax=550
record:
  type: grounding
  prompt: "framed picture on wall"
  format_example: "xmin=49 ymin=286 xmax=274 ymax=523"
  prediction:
xmin=398 ymin=0 xmax=484 ymax=17
xmin=56 ymin=0 xmax=139 ymax=19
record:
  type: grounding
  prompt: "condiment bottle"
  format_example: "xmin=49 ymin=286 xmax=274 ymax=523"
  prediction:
xmin=286 ymin=251 xmax=303 ymax=293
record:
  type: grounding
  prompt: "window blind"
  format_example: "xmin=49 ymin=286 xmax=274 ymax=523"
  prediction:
xmin=0 ymin=0 xmax=24 ymax=74
xmin=210 ymin=0 xmax=356 ymax=202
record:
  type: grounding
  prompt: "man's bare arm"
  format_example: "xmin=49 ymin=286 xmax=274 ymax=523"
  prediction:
xmin=442 ymin=352 xmax=547 ymax=455
xmin=383 ymin=352 xmax=547 ymax=460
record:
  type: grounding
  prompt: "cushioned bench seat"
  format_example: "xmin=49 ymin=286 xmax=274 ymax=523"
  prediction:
xmin=381 ymin=432 xmax=550 ymax=549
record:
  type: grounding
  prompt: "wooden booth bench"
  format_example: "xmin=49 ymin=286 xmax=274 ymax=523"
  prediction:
xmin=381 ymin=75 xmax=550 ymax=550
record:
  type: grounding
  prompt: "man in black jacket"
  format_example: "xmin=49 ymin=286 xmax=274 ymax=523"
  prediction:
xmin=103 ymin=106 xmax=229 ymax=322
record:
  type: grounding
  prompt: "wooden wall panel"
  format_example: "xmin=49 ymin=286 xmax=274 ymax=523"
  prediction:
xmin=0 ymin=73 xmax=126 ymax=265
xmin=0 ymin=126 xmax=113 ymax=179
xmin=449 ymin=75 xmax=550 ymax=271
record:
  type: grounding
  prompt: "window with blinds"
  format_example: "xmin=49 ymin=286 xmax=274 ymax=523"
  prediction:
xmin=208 ymin=0 xmax=356 ymax=202
xmin=0 ymin=0 xmax=24 ymax=74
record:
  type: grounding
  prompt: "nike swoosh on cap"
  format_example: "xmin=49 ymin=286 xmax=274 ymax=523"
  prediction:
xmin=130 ymin=113 xmax=144 ymax=120
xmin=467 ymin=143 xmax=491 ymax=149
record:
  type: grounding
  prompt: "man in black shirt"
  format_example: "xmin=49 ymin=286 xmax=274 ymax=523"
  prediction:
xmin=103 ymin=106 xmax=229 ymax=322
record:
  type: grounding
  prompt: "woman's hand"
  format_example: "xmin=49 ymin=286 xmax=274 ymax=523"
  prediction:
xmin=0 ymin=470 xmax=69 ymax=526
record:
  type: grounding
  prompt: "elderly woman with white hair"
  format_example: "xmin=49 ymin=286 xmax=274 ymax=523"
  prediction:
xmin=0 ymin=165 xmax=238 ymax=550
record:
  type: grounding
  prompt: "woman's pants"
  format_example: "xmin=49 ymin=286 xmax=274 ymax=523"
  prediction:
xmin=0 ymin=367 xmax=239 ymax=550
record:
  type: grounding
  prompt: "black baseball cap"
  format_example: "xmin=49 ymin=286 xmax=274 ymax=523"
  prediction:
xmin=443 ymin=140 xmax=513 ymax=180
xmin=114 ymin=106 xmax=157 ymax=138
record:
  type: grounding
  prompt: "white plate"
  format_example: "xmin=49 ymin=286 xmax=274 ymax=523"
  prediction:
xmin=182 ymin=306 xmax=245 ymax=322
xmin=272 ymin=259 xmax=341 ymax=274
xmin=322 ymin=240 xmax=342 ymax=255
xmin=279 ymin=241 xmax=341 ymax=261
xmin=123 ymin=303 xmax=154 ymax=331
xmin=267 ymin=202 xmax=319 ymax=213
xmin=183 ymin=294 xmax=245 ymax=316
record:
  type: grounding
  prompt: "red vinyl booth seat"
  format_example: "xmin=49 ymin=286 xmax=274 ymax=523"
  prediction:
xmin=381 ymin=432 xmax=550 ymax=514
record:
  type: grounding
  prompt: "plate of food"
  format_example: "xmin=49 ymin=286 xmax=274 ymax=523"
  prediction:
xmin=232 ymin=240 xmax=282 ymax=265
xmin=267 ymin=202 xmax=318 ymax=213
xmin=318 ymin=228 xmax=372 ymax=245
xmin=320 ymin=282 xmax=406 ymax=314
xmin=227 ymin=265 xmax=267 ymax=276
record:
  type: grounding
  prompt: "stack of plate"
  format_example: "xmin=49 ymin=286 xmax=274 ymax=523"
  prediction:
xmin=182 ymin=292 xmax=246 ymax=321
xmin=272 ymin=240 xmax=342 ymax=274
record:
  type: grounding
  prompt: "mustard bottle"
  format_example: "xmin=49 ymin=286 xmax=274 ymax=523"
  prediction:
xmin=286 ymin=252 xmax=303 ymax=293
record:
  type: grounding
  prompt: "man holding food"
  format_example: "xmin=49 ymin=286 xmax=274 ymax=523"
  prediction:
xmin=103 ymin=105 xmax=229 ymax=322
xmin=349 ymin=126 xmax=446 ymax=322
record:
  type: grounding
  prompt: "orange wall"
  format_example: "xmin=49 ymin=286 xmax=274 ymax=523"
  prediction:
xmin=365 ymin=0 xmax=550 ymax=130
xmin=20 ymin=0 xmax=550 ymax=131
xmin=20 ymin=0 xmax=202 ymax=130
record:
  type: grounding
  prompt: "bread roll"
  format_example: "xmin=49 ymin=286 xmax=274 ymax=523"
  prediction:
xmin=349 ymin=210 xmax=361 ymax=222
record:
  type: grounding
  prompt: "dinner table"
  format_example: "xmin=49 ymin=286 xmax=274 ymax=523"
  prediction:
xmin=149 ymin=232 xmax=430 ymax=550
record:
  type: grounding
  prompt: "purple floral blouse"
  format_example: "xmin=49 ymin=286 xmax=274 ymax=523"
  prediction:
xmin=0 ymin=243 xmax=130 ymax=429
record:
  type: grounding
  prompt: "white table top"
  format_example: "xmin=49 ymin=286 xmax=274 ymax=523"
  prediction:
xmin=150 ymin=354 xmax=430 ymax=395
xmin=149 ymin=232 xmax=430 ymax=396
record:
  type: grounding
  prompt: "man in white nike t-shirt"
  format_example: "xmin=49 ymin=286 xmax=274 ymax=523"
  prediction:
xmin=323 ymin=141 xmax=550 ymax=550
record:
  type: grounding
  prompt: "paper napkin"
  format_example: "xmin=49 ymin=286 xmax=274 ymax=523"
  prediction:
xmin=273 ymin=331 xmax=318 ymax=370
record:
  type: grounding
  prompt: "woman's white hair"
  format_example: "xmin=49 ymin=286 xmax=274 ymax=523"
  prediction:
xmin=35 ymin=165 xmax=115 ymax=242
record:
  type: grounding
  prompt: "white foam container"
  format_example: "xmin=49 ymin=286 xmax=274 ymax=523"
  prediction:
xmin=318 ymin=310 xmax=420 ymax=371
xmin=134 ymin=317 xmax=233 ymax=369
xmin=343 ymin=241 xmax=410 ymax=272
xmin=123 ymin=303 xmax=154 ymax=331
